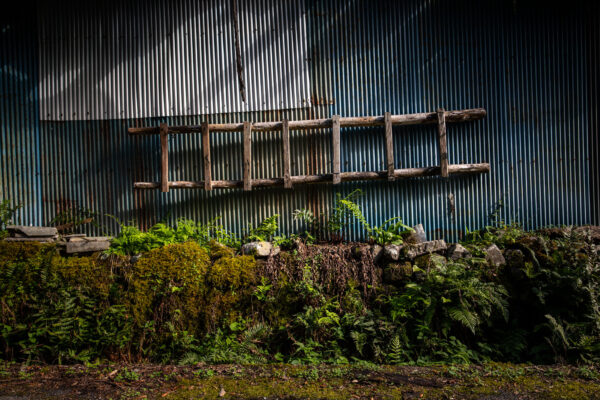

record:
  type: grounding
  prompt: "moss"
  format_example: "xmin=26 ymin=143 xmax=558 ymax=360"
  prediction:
xmin=204 ymin=253 xmax=257 ymax=329
xmin=207 ymin=254 xmax=256 ymax=290
xmin=0 ymin=241 xmax=52 ymax=265
xmin=207 ymin=240 xmax=235 ymax=260
xmin=129 ymin=241 xmax=257 ymax=333
xmin=51 ymin=254 xmax=112 ymax=299
xmin=130 ymin=241 xmax=211 ymax=330
xmin=167 ymin=376 xmax=406 ymax=400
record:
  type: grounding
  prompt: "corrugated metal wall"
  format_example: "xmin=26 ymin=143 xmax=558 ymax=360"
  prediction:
xmin=37 ymin=0 xmax=311 ymax=120
xmin=1 ymin=0 xmax=599 ymax=240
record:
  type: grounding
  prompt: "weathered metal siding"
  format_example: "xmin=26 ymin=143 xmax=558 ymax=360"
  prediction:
xmin=0 ymin=8 xmax=42 ymax=226
xmin=37 ymin=0 xmax=311 ymax=120
xmin=308 ymin=0 xmax=598 ymax=239
xmin=1 ymin=0 xmax=598 ymax=240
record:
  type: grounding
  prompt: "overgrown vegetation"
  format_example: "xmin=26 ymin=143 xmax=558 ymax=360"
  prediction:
xmin=0 ymin=200 xmax=20 ymax=239
xmin=0 ymin=221 xmax=598 ymax=366
xmin=1 ymin=195 xmax=599 ymax=367
xmin=293 ymin=189 xmax=412 ymax=244
xmin=106 ymin=217 xmax=240 ymax=256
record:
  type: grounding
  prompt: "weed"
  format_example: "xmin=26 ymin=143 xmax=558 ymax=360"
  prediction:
xmin=193 ymin=369 xmax=215 ymax=378
xmin=114 ymin=368 xmax=140 ymax=382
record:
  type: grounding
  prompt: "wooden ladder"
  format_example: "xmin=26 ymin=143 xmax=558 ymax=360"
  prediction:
xmin=128 ymin=108 xmax=489 ymax=192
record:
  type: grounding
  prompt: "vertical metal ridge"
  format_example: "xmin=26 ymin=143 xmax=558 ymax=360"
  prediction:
xmin=1 ymin=0 xmax=597 ymax=241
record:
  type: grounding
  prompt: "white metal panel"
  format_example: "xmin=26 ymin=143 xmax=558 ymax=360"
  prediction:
xmin=37 ymin=0 xmax=311 ymax=121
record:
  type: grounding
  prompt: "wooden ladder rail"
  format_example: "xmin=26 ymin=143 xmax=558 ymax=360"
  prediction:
xmin=131 ymin=108 xmax=488 ymax=192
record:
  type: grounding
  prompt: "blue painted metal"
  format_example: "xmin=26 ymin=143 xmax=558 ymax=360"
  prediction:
xmin=0 ymin=0 xmax=598 ymax=241
xmin=0 ymin=9 xmax=42 ymax=227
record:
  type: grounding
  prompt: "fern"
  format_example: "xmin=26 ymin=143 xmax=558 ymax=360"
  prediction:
xmin=448 ymin=307 xmax=479 ymax=334
xmin=387 ymin=335 xmax=405 ymax=364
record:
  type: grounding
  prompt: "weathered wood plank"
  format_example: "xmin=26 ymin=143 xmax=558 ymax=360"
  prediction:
xmin=160 ymin=123 xmax=169 ymax=192
xmin=282 ymin=119 xmax=292 ymax=189
xmin=133 ymin=163 xmax=490 ymax=189
xmin=6 ymin=226 xmax=58 ymax=237
xmin=4 ymin=237 xmax=55 ymax=243
xmin=384 ymin=112 xmax=395 ymax=181
xmin=128 ymin=108 xmax=487 ymax=135
xmin=332 ymin=115 xmax=341 ymax=184
xmin=202 ymin=122 xmax=212 ymax=190
xmin=437 ymin=108 xmax=448 ymax=178
xmin=66 ymin=239 xmax=111 ymax=254
xmin=243 ymin=121 xmax=252 ymax=191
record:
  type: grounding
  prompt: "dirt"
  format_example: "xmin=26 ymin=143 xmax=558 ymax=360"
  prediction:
xmin=0 ymin=363 xmax=599 ymax=400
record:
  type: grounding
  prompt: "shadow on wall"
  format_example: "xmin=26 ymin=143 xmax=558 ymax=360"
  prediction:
xmin=3 ymin=0 xmax=598 ymax=238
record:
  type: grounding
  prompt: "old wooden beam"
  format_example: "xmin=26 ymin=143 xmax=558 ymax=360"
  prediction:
xmin=160 ymin=123 xmax=169 ymax=192
xmin=437 ymin=108 xmax=448 ymax=178
xmin=384 ymin=112 xmax=395 ymax=181
xmin=202 ymin=122 xmax=212 ymax=190
xmin=128 ymin=108 xmax=487 ymax=135
xmin=134 ymin=163 xmax=490 ymax=189
xmin=66 ymin=237 xmax=111 ymax=254
xmin=332 ymin=115 xmax=341 ymax=184
xmin=282 ymin=119 xmax=292 ymax=189
xmin=243 ymin=121 xmax=252 ymax=191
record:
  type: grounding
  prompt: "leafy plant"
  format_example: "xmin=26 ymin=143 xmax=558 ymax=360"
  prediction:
xmin=50 ymin=205 xmax=100 ymax=234
xmin=245 ymin=215 xmax=279 ymax=242
xmin=107 ymin=218 xmax=240 ymax=256
xmin=0 ymin=200 xmax=21 ymax=238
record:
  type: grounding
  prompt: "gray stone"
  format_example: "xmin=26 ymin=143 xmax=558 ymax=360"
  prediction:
xmin=485 ymin=244 xmax=506 ymax=268
xmin=415 ymin=253 xmax=447 ymax=272
xmin=384 ymin=244 xmax=403 ymax=261
xmin=371 ymin=244 xmax=384 ymax=263
xmin=404 ymin=239 xmax=447 ymax=260
xmin=131 ymin=254 xmax=142 ymax=264
xmin=383 ymin=262 xmax=413 ymax=284
xmin=504 ymin=248 xmax=524 ymax=268
xmin=7 ymin=225 xmax=58 ymax=238
xmin=241 ymin=241 xmax=279 ymax=258
xmin=447 ymin=243 xmax=472 ymax=261
xmin=405 ymin=224 xmax=427 ymax=244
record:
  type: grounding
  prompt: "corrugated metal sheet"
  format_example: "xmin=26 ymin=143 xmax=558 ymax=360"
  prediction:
xmin=1 ymin=0 xmax=599 ymax=241
xmin=37 ymin=0 xmax=310 ymax=120
xmin=0 ymin=8 xmax=42 ymax=227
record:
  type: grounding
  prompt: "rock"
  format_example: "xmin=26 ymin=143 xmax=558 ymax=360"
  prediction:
xmin=384 ymin=244 xmax=403 ymax=261
xmin=520 ymin=235 xmax=547 ymax=253
xmin=371 ymin=244 xmax=384 ymax=263
xmin=241 ymin=241 xmax=279 ymax=258
xmin=538 ymin=227 xmax=568 ymax=239
xmin=485 ymin=244 xmax=506 ymax=268
xmin=210 ymin=240 xmax=235 ymax=258
xmin=404 ymin=224 xmax=427 ymax=244
xmin=404 ymin=240 xmax=447 ymax=260
xmin=383 ymin=262 xmax=413 ymax=283
xmin=415 ymin=253 xmax=447 ymax=271
xmin=447 ymin=243 xmax=472 ymax=261
xmin=351 ymin=245 xmax=366 ymax=259
xmin=131 ymin=254 xmax=142 ymax=264
xmin=504 ymin=248 xmax=524 ymax=268
xmin=573 ymin=226 xmax=600 ymax=244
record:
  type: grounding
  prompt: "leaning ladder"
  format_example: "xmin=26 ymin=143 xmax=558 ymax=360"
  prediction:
xmin=128 ymin=108 xmax=489 ymax=192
